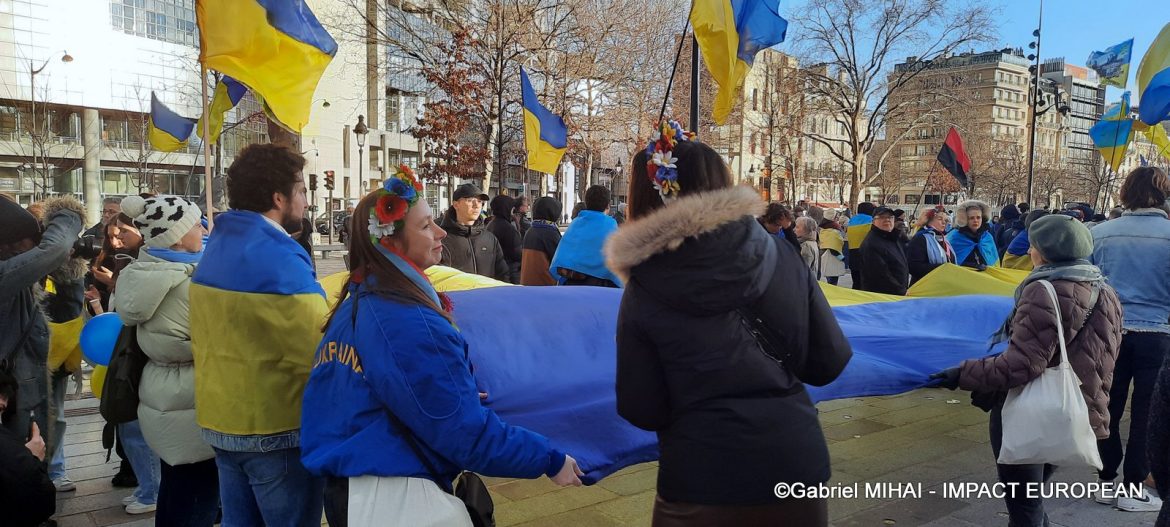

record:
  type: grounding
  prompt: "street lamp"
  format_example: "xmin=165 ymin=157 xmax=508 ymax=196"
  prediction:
xmin=353 ymin=115 xmax=368 ymax=195
xmin=611 ymin=158 xmax=622 ymax=206
xmin=29 ymin=50 xmax=72 ymax=199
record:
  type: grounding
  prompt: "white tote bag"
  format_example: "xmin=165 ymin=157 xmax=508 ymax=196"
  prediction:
xmin=997 ymin=280 xmax=1103 ymax=469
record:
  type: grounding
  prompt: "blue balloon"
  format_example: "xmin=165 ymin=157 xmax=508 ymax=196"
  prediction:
xmin=80 ymin=312 xmax=124 ymax=366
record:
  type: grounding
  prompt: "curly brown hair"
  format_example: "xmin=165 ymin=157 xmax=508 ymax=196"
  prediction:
xmin=227 ymin=144 xmax=306 ymax=213
xmin=1118 ymin=166 xmax=1170 ymax=210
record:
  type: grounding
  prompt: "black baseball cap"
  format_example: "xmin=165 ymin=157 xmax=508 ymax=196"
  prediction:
xmin=453 ymin=183 xmax=489 ymax=202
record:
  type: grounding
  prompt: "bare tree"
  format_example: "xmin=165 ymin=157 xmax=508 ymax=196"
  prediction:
xmin=791 ymin=0 xmax=995 ymax=210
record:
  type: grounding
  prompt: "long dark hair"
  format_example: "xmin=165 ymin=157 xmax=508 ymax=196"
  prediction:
xmin=322 ymin=191 xmax=454 ymax=331
xmin=626 ymin=140 xmax=733 ymax=220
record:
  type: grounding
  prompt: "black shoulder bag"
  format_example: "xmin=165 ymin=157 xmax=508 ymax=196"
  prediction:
xmin=337 ymin=292 xmax=496 ymax=527
xmin=99 ymin=324 xmax=147 ymax=425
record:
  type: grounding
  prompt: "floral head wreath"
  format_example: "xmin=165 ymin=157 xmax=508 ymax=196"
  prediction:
xmin=645 ymin=120 xmax=696 ymax=200
xmin=368 ymin=164 xmax=425 ymax=245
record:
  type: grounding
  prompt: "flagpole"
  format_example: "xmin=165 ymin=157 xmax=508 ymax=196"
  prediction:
xmin=911 ymin=163 xmax=938 ymax=219
xmin=200 ymin=66 xmax=215 ymax=230
xmin=658 ymin=16 xmax=692 ymax=127
xmin=689 ymin=35 xmax=699 ymax=133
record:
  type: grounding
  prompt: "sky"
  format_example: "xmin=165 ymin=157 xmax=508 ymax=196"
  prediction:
xmin=776 ymin=0 xmax=1166 ymax=106
xmin=994 ymin=0 xmax=1164 ymax=103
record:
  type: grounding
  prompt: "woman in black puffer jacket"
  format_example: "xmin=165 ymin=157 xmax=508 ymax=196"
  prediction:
xmin=605 ymin=133 xmax=852 ymax=526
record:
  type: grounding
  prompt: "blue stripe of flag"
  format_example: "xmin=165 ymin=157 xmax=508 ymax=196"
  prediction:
xmin=256 ymin=0 xmax=338 ymax=57
xmin=150 ymin=92 xmax=195 ymax=142
xmin=520 ymin=67 xmax=568 ymax=149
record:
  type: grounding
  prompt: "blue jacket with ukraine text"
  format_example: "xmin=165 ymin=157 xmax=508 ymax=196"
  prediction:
xmin=300 ymin=287 xmax=565 ymax=488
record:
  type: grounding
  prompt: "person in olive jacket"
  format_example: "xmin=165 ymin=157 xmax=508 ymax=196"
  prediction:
xmin=931 ymin=214 xmax=1122 ymax=527
xmin=859 ymin=207 xmax=909 ymax=295
xmin=606 ymin=133 xmax=851 ymax=526
xmin=439 ymin=183 xmax=508 ymax=281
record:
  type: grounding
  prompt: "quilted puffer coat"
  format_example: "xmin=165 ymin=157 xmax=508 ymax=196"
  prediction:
xmin=113 ymin=251 xmax=213 ymax=465
xmin=959 ymin=279 xmax=1122 ymax=438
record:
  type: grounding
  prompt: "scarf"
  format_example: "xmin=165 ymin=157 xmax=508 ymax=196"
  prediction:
xmin=374 ymin=242 xmax=443 ymax=310
xmin=145 ymin=246 xmax=203 ymax=264
xmin=989 ymin=259 xmax=1105 ymax=346
xmin=920 ymin=227 xmax=954 ymax=266
xmin=948 ymin=227 xmax=999 ymax=267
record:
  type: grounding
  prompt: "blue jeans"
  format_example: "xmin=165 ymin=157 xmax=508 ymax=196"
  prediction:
xmin=213 ymin=447 xmax=324 ymax=527
xmin=118 ymin=420 xmax=160 ymax=505
xmin=48 ymin=368 xmax=70 ymax=481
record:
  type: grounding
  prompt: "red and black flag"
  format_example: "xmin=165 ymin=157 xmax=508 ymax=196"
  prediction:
xmin=937 ymin=127 xmax=972 ymax=188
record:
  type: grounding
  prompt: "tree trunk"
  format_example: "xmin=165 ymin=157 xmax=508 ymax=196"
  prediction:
xmin=482 ymin=119 xmax=498 ymax=193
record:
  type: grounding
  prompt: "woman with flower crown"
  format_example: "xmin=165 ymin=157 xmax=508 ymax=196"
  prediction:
xmin=605 ymin=122 xmax=853 ymax=526
xmin=299 ymin=166 xmax=583 ymax=527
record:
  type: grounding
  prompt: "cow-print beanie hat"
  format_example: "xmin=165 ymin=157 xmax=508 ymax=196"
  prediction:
xmin=119 ymin=194 xmax=201 ymax=249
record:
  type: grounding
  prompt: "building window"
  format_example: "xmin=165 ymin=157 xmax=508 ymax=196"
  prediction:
xmin=111 ymin=0 xmax=198 ymax=47
xmin=385 ymin=93 xmax=401 ymax=133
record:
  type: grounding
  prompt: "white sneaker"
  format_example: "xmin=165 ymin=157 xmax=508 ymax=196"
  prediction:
xmin=1116 ymin=488 xmax=1163 ymax=512
xmin=124 ymin=500 xmax=157 ymax=515
xmin=52 ymin=476 xmax=76 ymax=492
xmin=1094 ymin=481 xmax=1116 ymax=505
xmin=121 ymin=494 xmax=137 ymax=506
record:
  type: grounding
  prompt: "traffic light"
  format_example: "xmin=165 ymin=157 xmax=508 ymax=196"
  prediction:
xmin=324 ymin=170 xmax=335 ymax=191
xmin=309 ymin=173 xmax=318 ymax=191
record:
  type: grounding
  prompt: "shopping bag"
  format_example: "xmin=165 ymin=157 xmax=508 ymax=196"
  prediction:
xmin=997 ymin=280 xmax=1102 ymax=469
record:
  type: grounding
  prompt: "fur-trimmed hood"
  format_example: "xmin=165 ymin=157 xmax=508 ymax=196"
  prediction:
xmin=40 ymin=195 xmax=88 ymax=282
xmin=604 ymin=185 xmax=774 ymax=315
xmin=605 ymin=185 xmax=765 ymax=282
xmin=953 ymin=199 xmax=992 ymax=230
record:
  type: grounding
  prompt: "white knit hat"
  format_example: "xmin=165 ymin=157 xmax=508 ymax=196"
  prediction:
xmin=119 ymin=195 xmax=201 ymax=249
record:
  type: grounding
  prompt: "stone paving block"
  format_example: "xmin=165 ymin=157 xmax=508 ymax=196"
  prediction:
xmin=868 ymin=400 xmax=963 ymax=428
xmin=513 ymin=507 xmax=630 ymax=527
xmin=865 ymin=393 xmax=936 ymax=410
xmin=1046 ymin=497 xmax=1158 ymax=526
xmin=56 ymin=488 xmax=134 ymax=516
xmin=54 ymin=513 xmax=98 ymax=527
xmin=816 ymin=397 xmax=869 ymax=413
xmin=818 ymin=402 xmax=895 ymax=427
xmin=822 ymin=418 xmax=895 ymax=441
xmin=64 ymin=430 xmax=103 ymax=446
xmin=495 ymin=485 xmax=619 ymax=526
xmin=834 ymin=492 xmax=967 ymax=526
xmin=66 ymin=412 xmax=108 ymax=425
xmin=90 ymin=504 xmax=152 ymax=527
xmin=944 ymin=422 xmax=992 ymax=444
xmin=590 ymin=489 xmax=656 ymax=524
xmin=595 ymin=465 xmax=658 ymax=496
xmin=63 ymin=437 xmax=113 ymax=457
xmin=834 ymin=435 xmax=981 ymax=480
xmin=68 ymin=421 xmax=107 ymax=434
xmin=491 ymin=476 xmax=562 ymax=502
xmin=68 ymin=463 xmax=120 ymax=484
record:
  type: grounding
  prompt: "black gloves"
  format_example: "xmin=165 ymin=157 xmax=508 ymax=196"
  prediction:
xmin=929 ymin=367 xmax=961 ymax=390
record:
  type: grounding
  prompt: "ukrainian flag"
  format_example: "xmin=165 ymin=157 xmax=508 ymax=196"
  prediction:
xmin=148 ymin=92 xmax=196 ymax=153
xmin=190 ymin=211 xmax=329 ymax=436
xmin=1138 ymin=23 xmax=1170 ymax=126
xmin=317 ymin=263 xmax=1021 ymax=483
xmin=195 ymin=75 xmax=247 ymax=145
xmin=520 ymin=68 xmax=567 ymax=175
xmin=690 ymin=0 xmax=789 ymax=124
xmin=1090 ymin=92 xmax=1135 ymax=172
xmin=196 ymin=0 xmax=337 ymax=133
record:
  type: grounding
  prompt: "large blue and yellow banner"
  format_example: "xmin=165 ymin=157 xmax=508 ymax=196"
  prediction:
xmin=196 ymin=0 xmax=337 ymax=132
xmin=519 ymin=67 xmax=568 ymax=175
xmin=1090 ymin=92 xmax=1136 ymax=172
xmin=690 ymin=0 xmax=789 ymax=124
xmin=319 ymin=264 xmax=1019 ymax=482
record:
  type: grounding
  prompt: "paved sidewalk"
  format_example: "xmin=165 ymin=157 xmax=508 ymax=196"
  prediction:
xmin=54 ymin=385 xmax=1158 ymax=526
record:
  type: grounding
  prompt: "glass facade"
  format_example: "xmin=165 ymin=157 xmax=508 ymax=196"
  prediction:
xmin=110 ymin=0 xmax=197 ymax=47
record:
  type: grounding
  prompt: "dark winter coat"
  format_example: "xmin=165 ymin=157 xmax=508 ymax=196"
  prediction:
xmin=859 ymin=226 xmax=909 ymax=295
xmin=486 ymin=215 xmax=522 ymax=284
xmin=1150 ymin=354 xmax=1170 ymax=526
xmin=520 ymin=221 xmax=561 ymax=286
xmin=0 ymin=426 xmax=55 ymax=526
xmin=605 ymin=186 xmax=852 ymax=506
xmin=959 ymin=279 xmax=1122 ymax=439
xmin=439 ymin=215 xmax=509 ymax=281
xmin=0 ymin=197 xmax=83 ymax=442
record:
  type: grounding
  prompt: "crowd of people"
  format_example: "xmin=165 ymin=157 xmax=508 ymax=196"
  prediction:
xmin=2 ymin=128 xmax=1170 ymax=526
